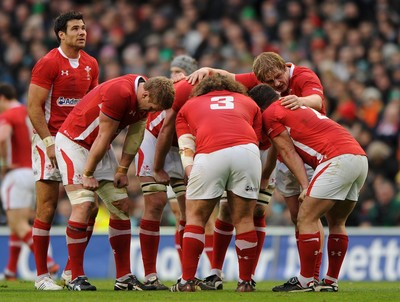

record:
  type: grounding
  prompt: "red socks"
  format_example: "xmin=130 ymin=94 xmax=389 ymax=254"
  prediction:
xmin=204 ymin=234 xmax=213 ymax=264
xmin=66 ymin=220 xmax=88 ymax=279
xmin=109 ymin=219 xmax=132 ymax=278
xmin=211 ymin=219 xmax=234 ymax=270
xmin=326 ymin=234 xmax=348 ymax=281
xmin=298 ymin=232 xmax=320 ymax=279
xmin=181 ymin=225 xmax=204 ymax=281
xmin=139 ymin=219 xmax=160 ymax=276
xmin=253 ymin=214 xmax=266 ymax=275
xmin=32 ymin=219 xmax=51 ymax=276
xmin=235 ymin=230 xmax=258 ymax=282
xmin=6 ymin=233 xmax=22 ymax=274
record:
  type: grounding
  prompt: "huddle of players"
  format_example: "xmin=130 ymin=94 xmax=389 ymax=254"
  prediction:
xmin=2 ymin=11 xmax=366 ymax=293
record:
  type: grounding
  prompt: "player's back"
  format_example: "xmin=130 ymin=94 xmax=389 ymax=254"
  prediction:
xmin=177 ymin=90 xmax=261 ymax=154
xmin=264 ymin=103 xmax=365 ymax=168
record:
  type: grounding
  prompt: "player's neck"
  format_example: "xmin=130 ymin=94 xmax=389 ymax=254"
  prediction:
xmin=5 ymin=100 xmax=20 ymax=110
xmin=59 ymin=44 xmax=81 ymax=59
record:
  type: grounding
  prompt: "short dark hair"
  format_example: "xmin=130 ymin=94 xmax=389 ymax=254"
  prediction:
xmin=0 ymin=82 xmax=17 ymax=100
xmin=54 ymin=11 xmax=84 ymax=43
xmin=248 ymin=84 xmax=279 ymax=111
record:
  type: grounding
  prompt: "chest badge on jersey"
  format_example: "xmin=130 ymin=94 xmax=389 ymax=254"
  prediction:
xmin=85 ymin=66 xmax=91 ymax=80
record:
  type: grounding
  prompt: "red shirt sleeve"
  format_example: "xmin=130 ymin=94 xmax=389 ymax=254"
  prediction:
xmin=234 ymin=73 xmax=260 ymax=90
xmin=101 ymin=82 xmax=130 ymax=120
xmin=30 ymin=57 xmax=58 ymax=90
xmin=262 ymin=102 xmax=286 ymax=139
xmin=172 ymin=80 xmax=194 ymax=113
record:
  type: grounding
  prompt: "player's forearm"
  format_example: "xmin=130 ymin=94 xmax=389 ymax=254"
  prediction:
xmin=119 ymin=152 xmax=135 ymax=171
xmin=280 ymin=148 xmax=309 ymax=190
xmin=28 ymin=108 xmax=52 ymax=139
xmin=262 ymin=146 xmax=277 ymax=180
xmin=300 ymin=94 xmax=323 ymax=111
xmin=154 ymin=128 xmax=174 ymax=171
xmin=122 ymin=119 xmax=146 ymax=156
xmin=209 ymin=68 xmax=235 ymax=79
xmin=84 ymin=136 xmax=110 ymax=174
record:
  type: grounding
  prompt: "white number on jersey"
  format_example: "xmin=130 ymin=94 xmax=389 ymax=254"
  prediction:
xmin=210 ymin=96 xmax=234 ymax=110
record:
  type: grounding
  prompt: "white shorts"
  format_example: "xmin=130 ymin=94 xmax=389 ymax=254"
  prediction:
xmin=308 ymin=154 xmax=368 ymax=201
xmin=275 ymin=160 xmax=314 ymax=197
xmin=55 ymin=133 xmax=118 ymax=185
xmin=32 ymin=134 xmax=62 ymax=182
xmin=186 ymin=143 xmax=261 ymax=200
xmin=136 ymin=129 xmax=184 ymax=179
xmin=1 ymin=168 xmax=35 ymax=210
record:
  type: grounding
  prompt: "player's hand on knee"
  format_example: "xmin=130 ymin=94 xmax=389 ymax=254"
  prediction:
xmin=153 ymin=169 xmax=170 ymax=185
xmin=83 ymin=176 xmax=99 ymax=191
xmin=299 ymin=188 xmax=307 ymax=202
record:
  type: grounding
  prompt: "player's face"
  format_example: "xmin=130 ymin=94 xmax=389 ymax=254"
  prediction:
xmin=170 ymin=67 xmax=186 ymax=78
xmin=140 ymin=93 xmax=163 ymax=112
xmin=63 ymin=19 xmax=87 ymax=49
xmin=263 ymin=68 xmax=289 ymax=93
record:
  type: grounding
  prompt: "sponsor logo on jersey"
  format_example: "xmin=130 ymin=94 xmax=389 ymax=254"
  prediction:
xmin=57 ymin=96 xmax=80 ymax=106
xmin=61 ymin=70 xmax=69 ymax=76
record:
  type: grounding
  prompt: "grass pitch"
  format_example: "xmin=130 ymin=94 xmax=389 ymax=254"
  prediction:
xmin=0 ymin=279 xmax=399 ymax=302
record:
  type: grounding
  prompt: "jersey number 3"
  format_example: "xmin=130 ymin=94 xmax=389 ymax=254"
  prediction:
xmin=210 ymin=96 xmax=234 ymax=110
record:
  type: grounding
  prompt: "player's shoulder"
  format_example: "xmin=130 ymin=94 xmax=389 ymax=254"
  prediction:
xmin=0 ymin=105 xmax=24 ymax=120
xmin=293 ymin=65 xmax=318 ymax=78
xmin=79 ymin=50 xmax=98 ymax=63
xmin=174 ymin=78 xmax=192 ymax=90
xmin=34 ymin=48 xmax=60 ymax=65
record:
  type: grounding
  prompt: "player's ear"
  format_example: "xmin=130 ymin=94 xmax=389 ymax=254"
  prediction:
xmin=58 ymin=31 xmax=64 ymax=41
xmin=142 ymin=90 xmax=151 ymax=102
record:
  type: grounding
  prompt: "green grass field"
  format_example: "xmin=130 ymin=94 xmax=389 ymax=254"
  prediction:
xmin=1 ymin=279 xmax=399 ymax=302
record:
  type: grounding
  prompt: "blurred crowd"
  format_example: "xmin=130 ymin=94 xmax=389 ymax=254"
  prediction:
xmin=0 ymin=0 xmax=399 ymax=228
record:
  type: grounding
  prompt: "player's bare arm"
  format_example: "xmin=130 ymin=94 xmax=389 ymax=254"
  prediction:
xmin=0 ymin=124 xmax=12 ymax=175
xmin=186 ymin=67 xmax=234 ymax=85
xmin=82 ymin=112 xmax=119 ymax=191
xmin=153 ymin=108 xmax=177 ymax=184
xmin=280 ymin=94 xmax=322 ymax=111
xmin=261 ymin=144 xmax=277 ymax=189
xmin=271 ymin=130 xmax=309 ymax=191
xmin=27 ymin=83 xmax=58 ymax=167
xmin=114 ymin=118 xmax=146 ymax=188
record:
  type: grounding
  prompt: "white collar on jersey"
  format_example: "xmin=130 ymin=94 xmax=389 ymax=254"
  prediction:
xmin=58 ymin=47 xmax=80 ymax=68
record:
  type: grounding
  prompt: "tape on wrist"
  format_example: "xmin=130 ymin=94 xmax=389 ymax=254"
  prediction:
xmin=83 ymin=169 xmax=94 ymax=178
xmin=43 ymin=136 xmax=55 ymax=148
xmin=116 ymin=165 xmax=129 ymax=174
